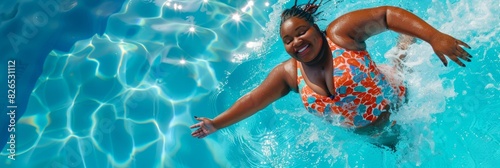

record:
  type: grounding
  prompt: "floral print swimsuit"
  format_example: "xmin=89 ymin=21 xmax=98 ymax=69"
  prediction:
xmin=297 ymin=37 xmax=406 ymax=128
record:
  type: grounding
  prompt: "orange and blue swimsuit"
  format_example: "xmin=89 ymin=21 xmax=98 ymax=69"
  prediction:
xmin=297 ymin=37 xmax=406 ymax=128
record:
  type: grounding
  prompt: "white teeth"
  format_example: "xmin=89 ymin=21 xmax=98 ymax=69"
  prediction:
xmin=298 ymin=44 xmax=309 ymax=53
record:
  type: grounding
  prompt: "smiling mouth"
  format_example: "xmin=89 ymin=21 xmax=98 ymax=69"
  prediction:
xmin=297 ymin=44 xmax=309 ymax=53
xmin=296 ymin=44 xmax=311 ymax=59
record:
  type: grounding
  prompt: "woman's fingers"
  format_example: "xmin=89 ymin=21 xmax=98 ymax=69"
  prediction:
xmin=432 ymin=33 xmax=471 ymax=67
xmin=190 ymin=119 xmax=204 ymax=138
xmin=192 ymin=129 xmax=202 ymax=136
xmin=447 ymin=49 xmax=470 ymax=65
xmin=193 ymin=128 xmax=209 ymax=138
xmin=460 ymin=48 xmax=473 ymax=59
xmin=190 ymin=122 xmax=202 ymax=129
xmin=454 ymin=39 xmax=472 ymax=62
xmin=450 ymin=56 xmax=465 ymax=67
xmin=457 ymin=40 xmax=471 ymax=49
xmin=450 ymin=44 xmax=471 ymax=66
xmin=190 ymin=116 xmax=216 ymax=139
xmin=190 ymin=118 xmax=211 ymax=138
xmin=191 ymin=131 xmax=200 ymax=137
xmin=436 ymin=52 xmax=448 ymax=67
xmin=458 ymin=50 xmax=472 ymax=62
xmin=451 ymin=48 xmax=462 ymax=57
xmin=192 ymin=127 xmax=210 ymax=138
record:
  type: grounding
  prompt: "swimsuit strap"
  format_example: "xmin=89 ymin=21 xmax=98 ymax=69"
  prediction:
xmin=296 ymin=62 xmax=306 ymax=91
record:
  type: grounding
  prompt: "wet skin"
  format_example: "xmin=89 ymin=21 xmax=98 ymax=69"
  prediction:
xmin=280 ymin=17 xmax=336 ymax=97
xmin=191 ymin=6 xmax=473 ymax=140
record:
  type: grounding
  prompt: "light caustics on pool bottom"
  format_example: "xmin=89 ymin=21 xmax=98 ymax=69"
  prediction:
xmin=1 ymin=0 xmax=275 ymax=167
xmin=2 ymin=0 xmax=500 ymax=167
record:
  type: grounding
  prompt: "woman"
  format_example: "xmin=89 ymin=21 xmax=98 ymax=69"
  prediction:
xmin=190 ymin=1 xmax=472 ymax=147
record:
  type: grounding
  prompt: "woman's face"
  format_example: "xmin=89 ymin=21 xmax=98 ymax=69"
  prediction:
xmin=280 ymin=17 xmax=323 ymax=63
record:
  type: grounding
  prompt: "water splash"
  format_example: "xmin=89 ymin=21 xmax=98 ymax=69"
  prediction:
xmin=218 ymin=0 xmax=500 ymax=167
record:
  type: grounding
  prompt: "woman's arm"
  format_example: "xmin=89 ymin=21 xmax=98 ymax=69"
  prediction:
xmin=212 ymin=63 xmax=292 ymax=129
xmin=326 ymin=6 xmax=472 ymax=67
xmin=191 ymin=61 xmax=296 ymax=138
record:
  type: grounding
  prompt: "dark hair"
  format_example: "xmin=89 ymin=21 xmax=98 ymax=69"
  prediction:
xmin=280 ymin=0 xmax=328 ymax=25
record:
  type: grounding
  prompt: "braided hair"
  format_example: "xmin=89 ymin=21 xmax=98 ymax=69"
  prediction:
xmin=280 ymin=0 xmax=329 ymax=25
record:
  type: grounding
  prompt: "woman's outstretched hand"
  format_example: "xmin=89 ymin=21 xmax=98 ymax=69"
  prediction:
xmin=190 ymin=116 xmax=218 ymax=139
xmin=429 ymin=32 xmax=472 ymax=67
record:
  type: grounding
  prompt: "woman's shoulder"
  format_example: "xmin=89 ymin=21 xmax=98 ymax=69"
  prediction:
xmin=274 ymin=59 xmax=298 ymax=92
xmin=280 ymin=59 xmax=297 ymax=74
xmin=324 ymin=26 xmax=365 ymax=51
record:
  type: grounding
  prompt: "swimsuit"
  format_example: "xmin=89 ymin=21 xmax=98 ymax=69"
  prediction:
xmin=297 ymin=37 xmax=406 ymax=128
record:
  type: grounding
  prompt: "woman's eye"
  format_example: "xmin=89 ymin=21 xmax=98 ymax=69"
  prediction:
xmin=299 ymin=28 xmax=308 ymax=35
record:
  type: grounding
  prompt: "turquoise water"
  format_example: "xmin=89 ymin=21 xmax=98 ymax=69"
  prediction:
xmin=1 ymin=0 xmax=499 ymax=167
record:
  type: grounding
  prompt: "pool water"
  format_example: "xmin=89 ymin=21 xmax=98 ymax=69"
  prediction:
xmin=1 ymin=0 xmax=499 ymax=167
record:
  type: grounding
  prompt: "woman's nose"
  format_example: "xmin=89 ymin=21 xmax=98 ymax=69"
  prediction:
xmin=292 ymin=37 xmax=303 ymax=47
